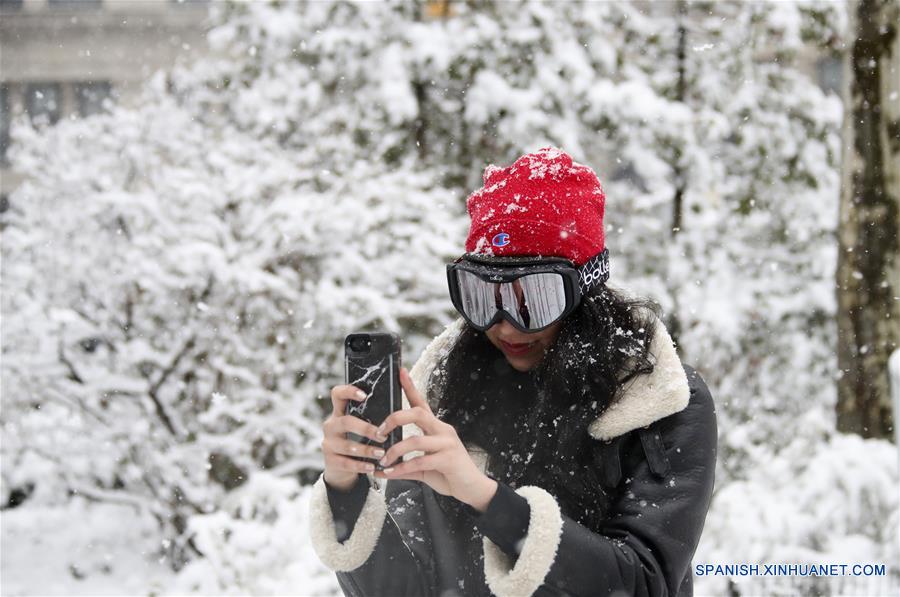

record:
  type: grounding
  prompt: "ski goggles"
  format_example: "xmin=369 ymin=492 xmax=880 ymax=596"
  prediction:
xmin=446 ymin=249 xmax=610 ymax=333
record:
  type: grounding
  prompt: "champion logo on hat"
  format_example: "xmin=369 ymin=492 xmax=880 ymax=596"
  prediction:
xmin=492 ymin=232 xmax=510 ymax=247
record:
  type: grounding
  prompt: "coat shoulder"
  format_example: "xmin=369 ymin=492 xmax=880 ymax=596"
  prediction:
xmin=652 ymin=363 xmax=718 ymax=466
xmin=676 ymin=364 xmax=717 ymax=428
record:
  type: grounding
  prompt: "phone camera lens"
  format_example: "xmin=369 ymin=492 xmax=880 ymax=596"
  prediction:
xmin=350 ymin=336 xmax=371 ymax=352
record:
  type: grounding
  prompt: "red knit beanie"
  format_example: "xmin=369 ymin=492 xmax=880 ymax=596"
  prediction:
xmin=464 ymin=147 xmax=606 ymax=267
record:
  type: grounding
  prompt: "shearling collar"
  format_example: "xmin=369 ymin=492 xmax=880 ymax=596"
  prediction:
xmin=407 ymin=309 xmax=690 ymax=442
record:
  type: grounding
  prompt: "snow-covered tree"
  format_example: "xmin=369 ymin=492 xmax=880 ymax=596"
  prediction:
xmin=1 ymin=52 xmax=464 ymax=569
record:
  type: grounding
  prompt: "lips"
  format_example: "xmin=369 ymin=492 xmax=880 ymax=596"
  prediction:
xmin=499 ymin=339 xmax=537 ymax=355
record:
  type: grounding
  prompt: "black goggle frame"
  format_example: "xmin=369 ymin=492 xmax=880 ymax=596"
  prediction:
xmin=446 ymin=249 xmax=609 ymax=334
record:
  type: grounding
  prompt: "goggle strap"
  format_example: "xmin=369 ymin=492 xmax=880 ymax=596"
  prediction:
xmin=578 ymin=248 xmax=610 ymax=293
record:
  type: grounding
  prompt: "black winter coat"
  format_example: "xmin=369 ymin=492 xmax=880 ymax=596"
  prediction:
xmin=309 ymin=316 xmax=717 ymax=596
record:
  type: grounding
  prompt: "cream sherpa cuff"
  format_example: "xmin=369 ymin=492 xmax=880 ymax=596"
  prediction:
xmin=307 ymin=473 xmax=387 ymax=572
xmin=482 ymin=485 xmax=565 ymax=597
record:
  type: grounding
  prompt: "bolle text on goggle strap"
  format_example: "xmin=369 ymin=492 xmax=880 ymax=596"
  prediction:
xmin=578 ymin=248 xmax=610 ymax=292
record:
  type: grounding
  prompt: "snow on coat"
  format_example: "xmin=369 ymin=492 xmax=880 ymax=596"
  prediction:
xmin=308 ymin=309 xmax=717 ymax=596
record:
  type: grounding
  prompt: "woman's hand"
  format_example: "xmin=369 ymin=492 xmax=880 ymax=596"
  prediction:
xmin=373 ymin=367 xmax=498 ymax=512
xmin=321 ymin=383 xmax=389 ymax=491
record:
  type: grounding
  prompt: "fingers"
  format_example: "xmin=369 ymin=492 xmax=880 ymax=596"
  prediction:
xmin=375 ymin=453 xmax=444 ymax=478
xmin=373 ymin=470 xmax=423 ymax=482
xmin=323 ymin=435 xmax=387 ymax=461
xmin=321 ymin=403 xmax=387 ymax=478
xmin=400 ymin=367 xmax=432 ymax=414
xmin=377 ymin=434 xmax=452 ymax=468
xmin=330 ymin=384 xmax=368 ymax=417
xmin=378 ymin=404 xmax=447 ymax=437
xmin=324 ymin=413 xmax=384 ymax=443
xmin=323 ymin=383 xmax=390 ymax=481
xmin=324 ymin=452 xmax=377 ymax=475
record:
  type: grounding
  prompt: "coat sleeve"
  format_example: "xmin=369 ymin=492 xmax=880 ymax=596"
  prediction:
xmin=307 ymin=472 xmax=432 ymax=597
xmin=473 ymin=367 xmax=718 ymax=597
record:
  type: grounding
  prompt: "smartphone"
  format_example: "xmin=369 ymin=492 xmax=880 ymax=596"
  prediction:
xmin=344 ymin=332 xmax=402 ymax=470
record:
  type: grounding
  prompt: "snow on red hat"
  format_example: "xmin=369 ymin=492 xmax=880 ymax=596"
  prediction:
xmin=464 ymin=147 xmax=607 ymax=267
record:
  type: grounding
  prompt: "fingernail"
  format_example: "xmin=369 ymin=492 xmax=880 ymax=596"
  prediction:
xmin=372 ymin=449 xmax=385 ymax=458
xmin=375 ymin=434 xmax=387 ymax=443
xmin=365 ymin=463 xmax=375 ymax=471
xmin=383 ymin=467 xmax=394 ymax=474
xmin=377 ymin=423 xmax=386 ymax=434
xmin=356 ymin=390 xmax=366 ymax=399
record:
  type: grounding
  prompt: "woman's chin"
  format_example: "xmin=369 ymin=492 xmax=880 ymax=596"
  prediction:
xmin=505 ymin=354 xmax=538 ymax=371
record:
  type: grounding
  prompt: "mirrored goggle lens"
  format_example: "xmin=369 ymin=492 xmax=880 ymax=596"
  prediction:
xmin=455 ymin=270 xmax=567 ymax=330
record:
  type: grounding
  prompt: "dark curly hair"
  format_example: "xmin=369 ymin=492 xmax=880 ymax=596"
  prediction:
xmin=428 ymin=282 xmax=662 ymax=525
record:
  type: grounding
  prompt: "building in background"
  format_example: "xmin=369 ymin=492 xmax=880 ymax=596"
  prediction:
xmin=0 ymin=0 xmax=212 ymax=205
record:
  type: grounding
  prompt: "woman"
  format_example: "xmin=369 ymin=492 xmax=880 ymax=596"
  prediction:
xmin=309 ymin=147 xmax=717 ymax=597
